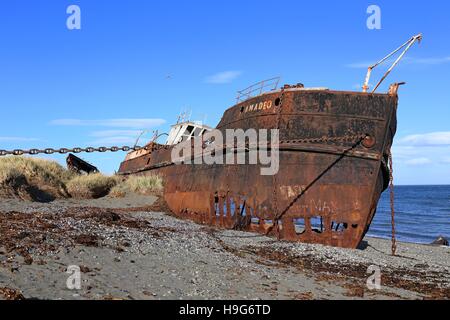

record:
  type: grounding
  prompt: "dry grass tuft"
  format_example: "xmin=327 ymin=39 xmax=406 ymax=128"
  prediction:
xmin=109 ymin=182 xmax=128 ymax=198
xmin=66 ymin=174 xmax=119 ymax=199
xmin=110 ymin=175 xmax=163 ymax=197
xmin=0 ymin=157 xmax=73 ymax=200
xmin=0 ymin=157 xmax=163 ymax=201
xmin=0 ymin=156 xmax=73 ymax=184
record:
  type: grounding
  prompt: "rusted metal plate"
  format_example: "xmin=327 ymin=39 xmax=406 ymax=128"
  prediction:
xmin=66 ymin=153 xmax=99 ymax=174
xmin=118 ymin=88 xmax=397 ymax=249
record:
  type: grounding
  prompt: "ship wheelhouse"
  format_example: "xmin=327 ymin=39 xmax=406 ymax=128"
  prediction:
xmin=165 ymin=121 xmax=212 ymax=145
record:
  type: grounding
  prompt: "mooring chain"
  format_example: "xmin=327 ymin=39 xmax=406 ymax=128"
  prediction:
xmin=0 ymin=145 xmax=144 ymax=157
xmin=388 ymin=149 xmax=397 ymax=256
xmin=0 ymin=135 xmax=365 ymax=159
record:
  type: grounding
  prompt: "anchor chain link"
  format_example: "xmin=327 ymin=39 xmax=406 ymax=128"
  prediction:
xmin=388 ymin=149 xmax=397 ymax=256
xmin=0 ymin=145 xmax=144 ymax=157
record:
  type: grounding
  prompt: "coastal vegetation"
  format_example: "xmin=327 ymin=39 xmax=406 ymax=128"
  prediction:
xmin=66 ymin=173 xmax=118 ymax=199
xmin=0 ymin=156 xmax=162 ymax=201
xmin=110 ymin=175 xmax=163 ymax=198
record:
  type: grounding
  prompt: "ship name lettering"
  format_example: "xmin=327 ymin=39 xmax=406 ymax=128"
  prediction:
xmin=244 ymin=100 xmax=272 ymax=113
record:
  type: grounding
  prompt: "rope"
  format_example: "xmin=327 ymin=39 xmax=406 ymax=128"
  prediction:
xmin=388 ymin=149 xmax=397 ymax=256
xmin=267 ymin=135 xmax=365 ymax=236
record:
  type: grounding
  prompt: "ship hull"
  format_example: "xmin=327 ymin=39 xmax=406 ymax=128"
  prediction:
xmin=118 ymin=88 xmax=398 ymax=249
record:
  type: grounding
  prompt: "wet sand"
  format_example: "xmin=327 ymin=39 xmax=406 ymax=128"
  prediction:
xmin=0 ymin=195 xmax=449 ymax=300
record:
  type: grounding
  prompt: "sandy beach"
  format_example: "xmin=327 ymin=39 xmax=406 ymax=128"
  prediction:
xmin=0 ymin=194 xmax=449 ymax=300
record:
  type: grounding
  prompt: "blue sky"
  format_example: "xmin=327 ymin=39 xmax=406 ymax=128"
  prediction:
xmin=0 ymin=0 xmax=449 ymax=184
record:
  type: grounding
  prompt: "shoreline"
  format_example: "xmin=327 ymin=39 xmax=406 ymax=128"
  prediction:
xmin=1 ymin=195 xmax=445 ymax=247
xmin=364 ymin=234 xmax=447 ymax=246
xmin=0 ymin=195 xmax=449 ymax=300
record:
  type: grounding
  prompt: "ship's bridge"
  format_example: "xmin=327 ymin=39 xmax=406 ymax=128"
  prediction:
xmin=165 ymin=121 xmax=212 ymax=145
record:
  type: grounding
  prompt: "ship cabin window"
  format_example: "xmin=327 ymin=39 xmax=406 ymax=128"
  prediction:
xmin=185 ymin=125 xmax=195 ymax=135
xmin=180 ymin=125 xmax=206 ymax=142
xmin=179 ymin=125 xmax=196 ymax=142
xmin=166 ymin=121 xmax=212 ymax=146
xmin=192 ymin=127 xmax=203 ymax=137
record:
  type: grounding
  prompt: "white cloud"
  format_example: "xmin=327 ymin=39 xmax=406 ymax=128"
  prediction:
xmin=346 ymin=62 xmax=374 ymax=69
xmin=90 ymin=130 xmax=142 ymax=138
xmin=90 ymin=136 xmax=137 ymax=146
xmin=391 ymin=131 xmax=450 ymax=184
xmin=352 ymin=83 xmax=374 ymax=90
xmin=398 ymin=132 xmax=450 ymax=147
xmin=88 ymin=129 xmax=154 ymax=146
xmin=405 ymin=56 xmax=450 ymax=65
xmin=50 ymin=120 xmax=163 ymax=147
xmin=392 ymin=132 xmax=450 ymax=168
xmin=391 ymin=145 xmax=418 ymax=160
xmin=50 ymin=118 xmax=166 ymax=128
xmin=346 ymin=56 xmax=450 ymax=69
xmin=205 ymin=71 xmax=242 ymax=84
xmin=405 ymin=157 xmax=432 ymax=165
xmin=0 ymin=137 xmax=39 ymax=142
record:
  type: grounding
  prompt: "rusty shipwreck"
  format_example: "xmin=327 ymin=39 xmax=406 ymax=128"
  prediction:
xmin=118 ymin=34 xmax=422 ymax=249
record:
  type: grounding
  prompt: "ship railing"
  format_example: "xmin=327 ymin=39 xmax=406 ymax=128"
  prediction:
xmin=236 ymin=77 xmax=281 ymax=103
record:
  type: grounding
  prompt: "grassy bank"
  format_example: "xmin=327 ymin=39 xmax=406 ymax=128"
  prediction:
xmin=110 ymin=175 xmax=163 ymax=198
xmin=0 ymin=156 xmax=163 ymax=201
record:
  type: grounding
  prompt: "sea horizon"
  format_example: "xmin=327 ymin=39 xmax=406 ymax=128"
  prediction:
xmin=368 ymin=185 xmax=450 ymax=245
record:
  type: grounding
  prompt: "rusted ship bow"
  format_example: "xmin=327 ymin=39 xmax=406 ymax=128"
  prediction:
xmin=118 ymin=35 xmax=422 ymax=249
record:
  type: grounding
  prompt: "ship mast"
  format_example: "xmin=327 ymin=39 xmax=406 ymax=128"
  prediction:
xmin=362 ymin=33 xmax=422 ymax=93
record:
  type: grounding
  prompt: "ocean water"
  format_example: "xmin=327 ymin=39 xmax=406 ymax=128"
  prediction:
xmin=367 ymin=185 xmax=450 ymax=244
